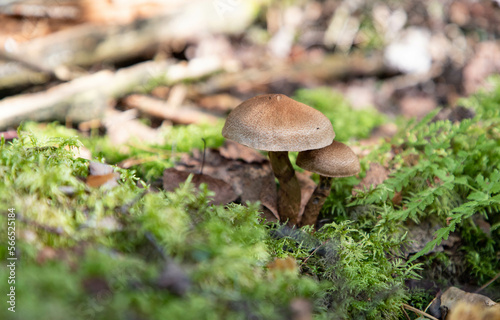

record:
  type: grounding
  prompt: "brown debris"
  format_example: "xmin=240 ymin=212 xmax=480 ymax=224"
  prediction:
xmin=404 ymin=219 xmax=461 ymax=256
xmin=439 ymin=287 xmax=498 ymax=320
xmin=162 ymin=168 xmax=237 ymax=205
xmin=197 ymin=94 xmax=242 ymax=113
xmin=86 ymin=173 xmax=120 ymax=188
xmin=267 ymin=257 xmax=298 ymax=273
xmin=296 ymin=171 xmax=316 ymax=221
xmin=399 ymin=94 xmax=437 ymax=120
xmin=123 ymin=94 xmax=219 ymax=125
xmin=463 ymin=41 xmax=500 ymax=95
xmin=352 ymin=163 xmax=389 ymax=196
xmin=290 ymin=298 xmax=313 ymax=320
xmin=175 ymin=148 xmax=279 ymax=219
xmin=219 ymin=140 xmax=267 ymax=163
xmin=433 ymin=106 xmax=476 ymax=123
xmin=87 ymin=161 xmax=120 ymax=188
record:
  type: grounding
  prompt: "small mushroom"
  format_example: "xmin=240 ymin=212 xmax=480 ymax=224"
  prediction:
xmin=296 ymin=140 xmax=360 ymax=227
xmin=222 ymin=94 xmax=334 ymax=225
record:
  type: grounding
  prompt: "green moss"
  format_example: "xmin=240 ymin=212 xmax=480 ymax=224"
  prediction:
xmin=293 ymin=87 xmax=386 ymax=142
xmin=3 ymin=79 xmax=500 ymax=319
xmin=0 ymin=132 xmax=319 ymax=319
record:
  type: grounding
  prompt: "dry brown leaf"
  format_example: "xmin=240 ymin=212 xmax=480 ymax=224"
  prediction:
xmin=296 ymin=171 xmax=316 ymax=220
xmin=86 ymin=173 xmax=120 ymax=188
xmin=267 ymin=257 xmax=298 ymax=273
xmin=175 ymin=148 xmax=276 ymax=213
xmin=86 ymin=162 xmax=120 ymax=188
xmin=352 ymin=163 xmax=389 ymax=196
xmin=219 ymin=140 xmax=267 ymax=163
xmin=259 ymin=174 xmax=279 ymax=221
xmin=162 ymin=168 xmax=237 ymax=205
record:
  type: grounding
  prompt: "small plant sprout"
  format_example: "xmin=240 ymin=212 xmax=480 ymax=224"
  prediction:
xmin=297 ymin=140 xmax=360 ymax=227
xmin=222 ymin=94 xmax=335 ymax=225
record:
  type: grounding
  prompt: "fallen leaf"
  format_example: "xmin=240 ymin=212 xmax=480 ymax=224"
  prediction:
xmin=267 ymin=257 xmax=298 ymax=273
xmin=162 ymin=168 xmax=237 ymax=205
xmin=87 ymin=161 xmax=120 ymax=188
xmin=175 ymin=148 xmax=277 ymax=214
xmin=86 ymin=173 xmax=120 ymax=188
xmin=352 ymin=163 xmax=389 ymax=196
xmin=219 ymin=140 xmax=267 ymax=163
xmin=296 ymin=171 xmax=316 ymax=220
xmin=259 ymin=173 xmax=279 ymax=221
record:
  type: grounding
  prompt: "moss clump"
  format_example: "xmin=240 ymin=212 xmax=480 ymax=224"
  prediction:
xmin=0 ymin=132 xmax=319 ymax=320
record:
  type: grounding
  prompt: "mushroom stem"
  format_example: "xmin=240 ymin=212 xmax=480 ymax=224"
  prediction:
xmin=299 ymin=175 xmax=333 ymax=227
xmin=268 ymin=151 xmax=301 ymax=226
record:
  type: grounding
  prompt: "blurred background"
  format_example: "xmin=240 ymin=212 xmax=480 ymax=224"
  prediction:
xmin=1 ymin=0 xmax=499 ymax=137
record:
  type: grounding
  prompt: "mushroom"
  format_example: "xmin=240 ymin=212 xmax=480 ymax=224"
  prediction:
xmin=222 ymin=94 xmax=335 ymax=225
xmin=296 ymin=140 xmax=360 ymax=227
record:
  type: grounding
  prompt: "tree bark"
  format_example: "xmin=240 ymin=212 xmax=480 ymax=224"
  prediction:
xmin=268 ymin=151 xmax=301 ymax=226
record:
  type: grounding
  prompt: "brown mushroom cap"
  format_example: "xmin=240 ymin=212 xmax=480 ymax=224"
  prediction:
xmin=296 ymin=141 xmax=360 ymax=177
xmin=222 ymin=94 xmax=335 ymax=152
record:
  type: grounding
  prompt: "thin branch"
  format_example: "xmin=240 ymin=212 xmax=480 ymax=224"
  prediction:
xmin=402 ymin=303 xmax=439 ymax=320
xmin=401 ymin=306 xmax=411 ymax=320
xmin=475 ymin=271 xmax=500 ymax=293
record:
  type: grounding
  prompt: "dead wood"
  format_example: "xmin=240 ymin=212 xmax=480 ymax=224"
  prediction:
xmin=0 ymin=57 xmax=223 ymax=130
xmin=0 ymin=0 xmax=257 ymax=89
xmin=122 ymin=94 xmax=219 ymax=125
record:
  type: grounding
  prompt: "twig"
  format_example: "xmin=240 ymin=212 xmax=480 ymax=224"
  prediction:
xmin=475 ymin=271 xmax=500 ymax=293
xmin=424 ymin=295 xmax=438 ymax=313
xmin=401 ymin=306 xmax=411 ymax=320
xmin=299 ymin=242 xmax=325 ymax=267
xmin=402 ymin=303 xmax=439 ymax=320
